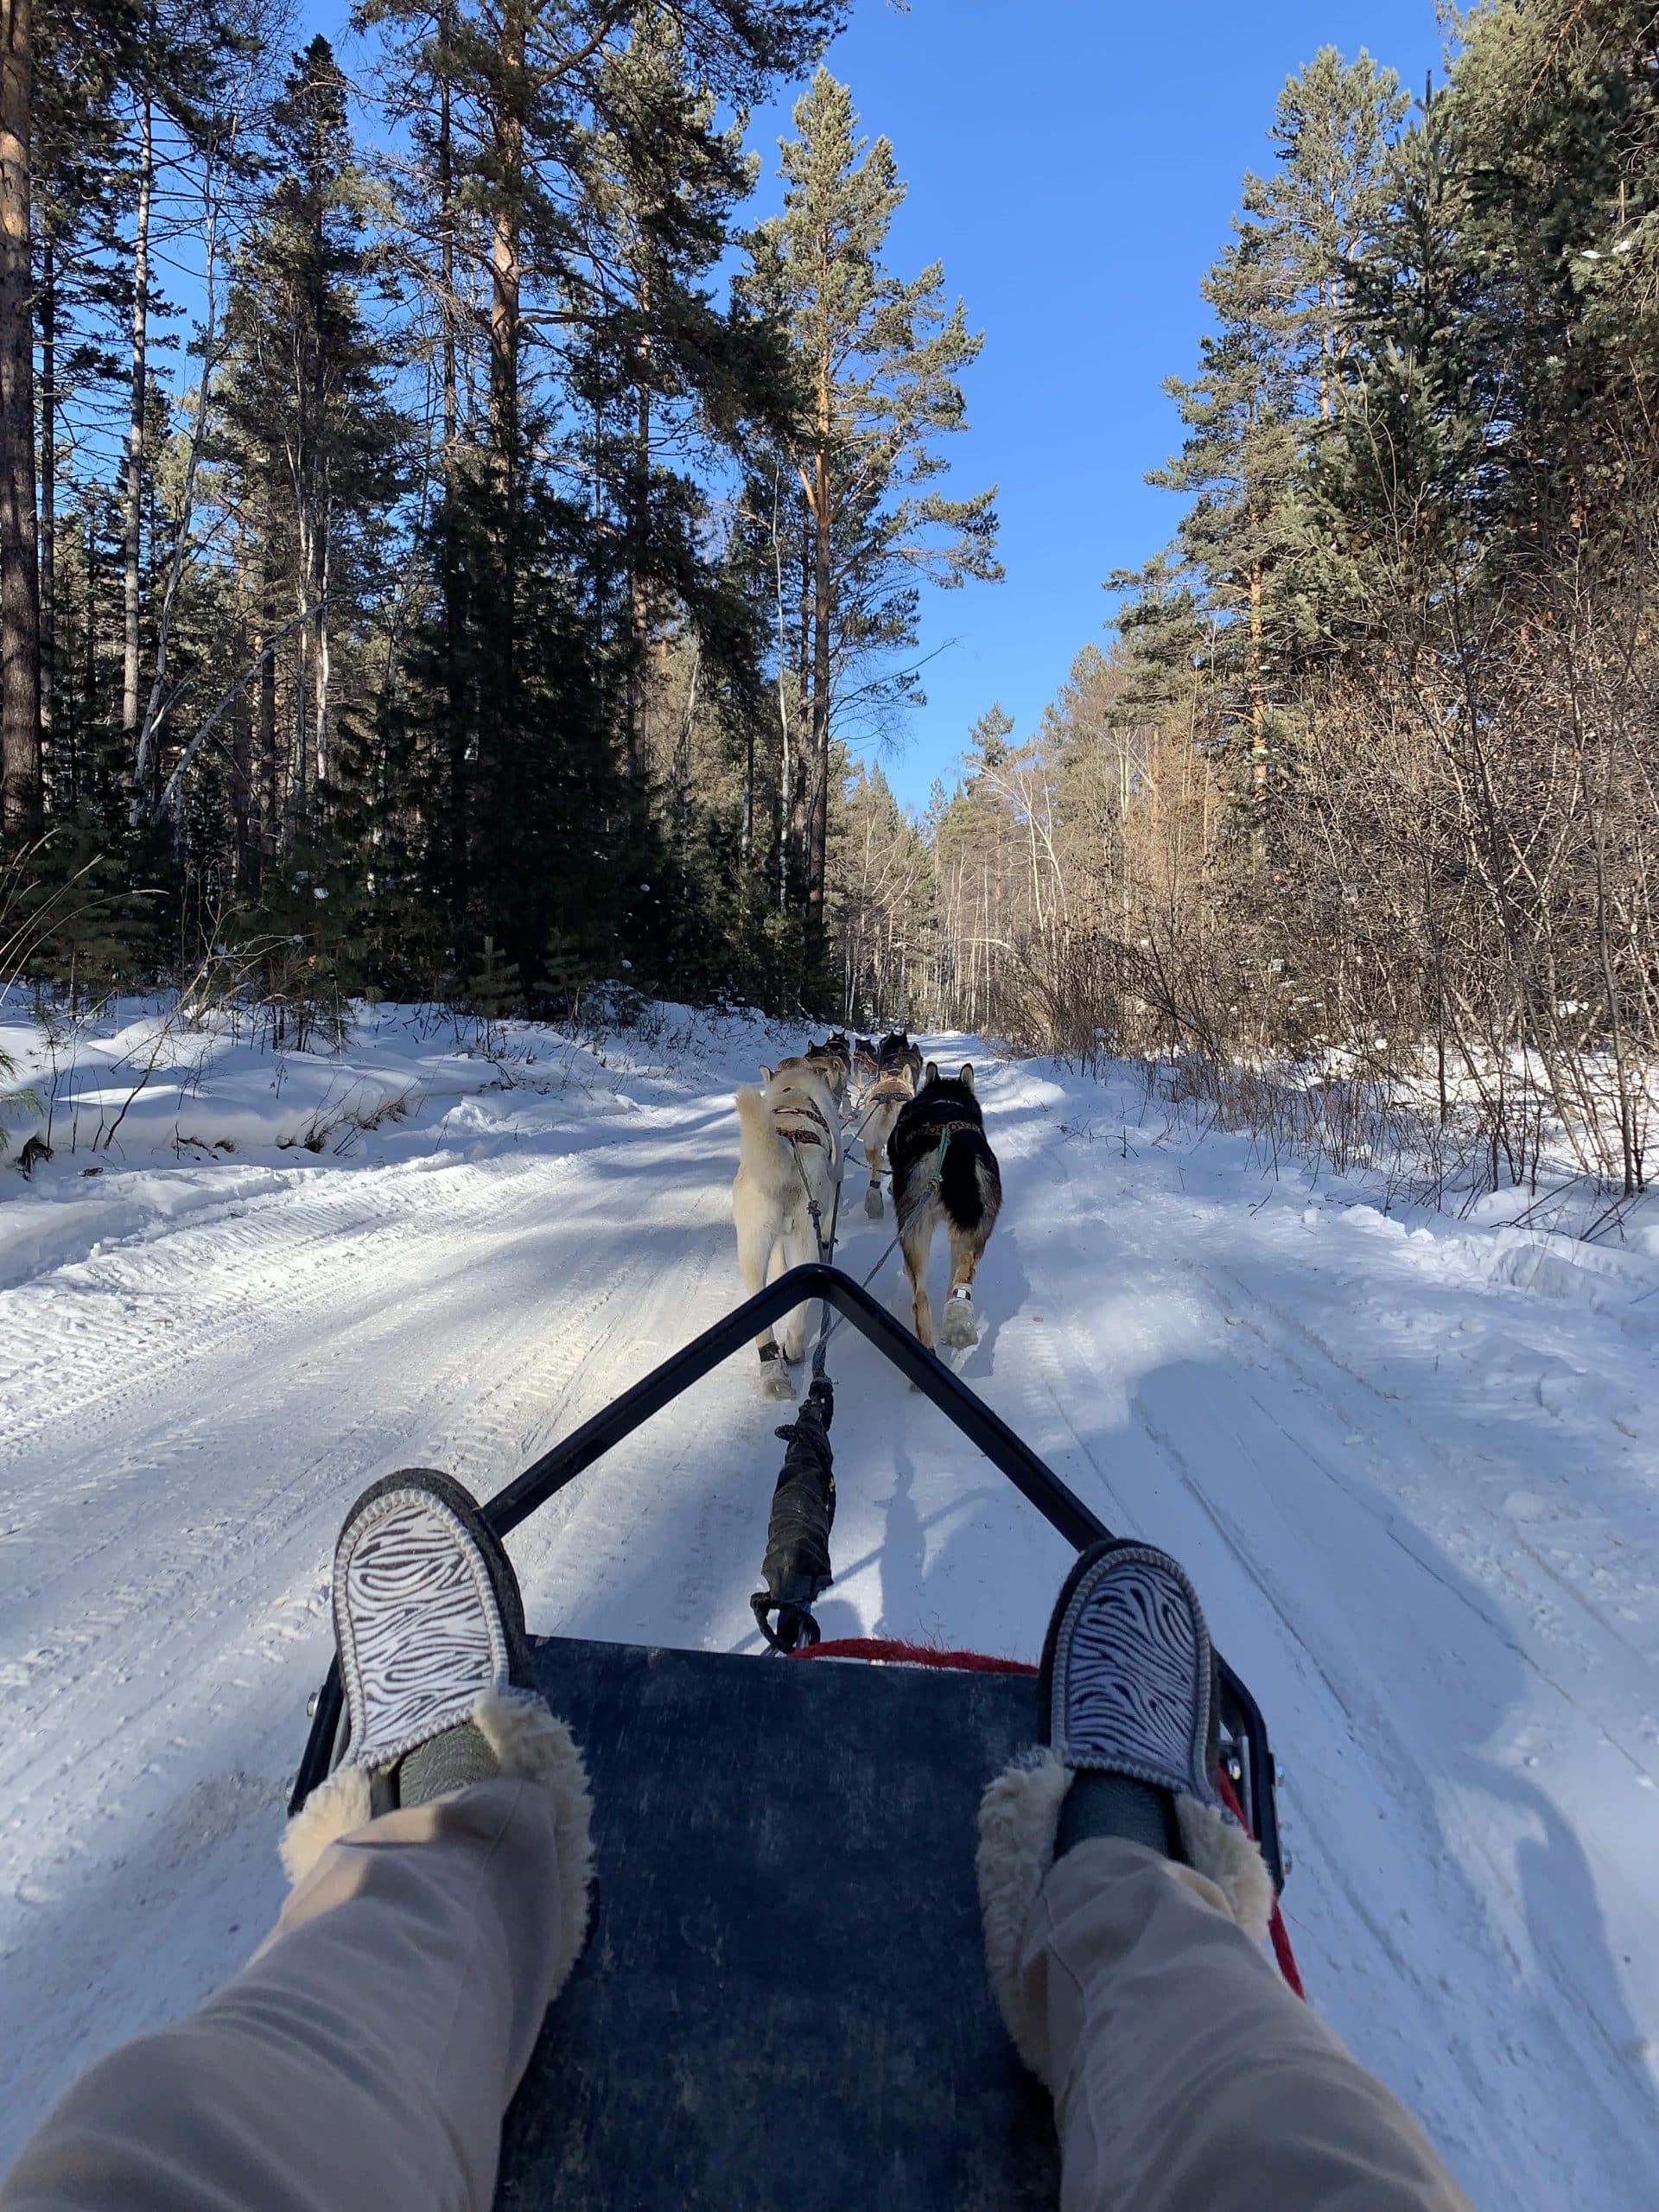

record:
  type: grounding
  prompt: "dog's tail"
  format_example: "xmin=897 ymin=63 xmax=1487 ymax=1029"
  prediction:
xmin=941 ymin=1131 xmax=1001 ymax=1234
xmin=735 ymin=1084 xmax=794 ymax=1199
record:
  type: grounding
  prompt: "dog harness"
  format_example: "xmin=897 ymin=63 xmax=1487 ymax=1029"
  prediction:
xmin=923 ymin=1116 xmax=982 ymax=1168
xmin=774 ymin=1096 xmax=835 ymax=1151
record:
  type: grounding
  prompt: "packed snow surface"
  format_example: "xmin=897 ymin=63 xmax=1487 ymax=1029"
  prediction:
xmin=0 ymin=1001 xmax=1655 ymax=2205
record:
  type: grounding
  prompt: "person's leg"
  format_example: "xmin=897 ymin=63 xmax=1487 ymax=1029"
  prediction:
xmin=3 ymin=1767 xmax=580 ymax=2212
xmin=2 ymin=1472 xmax=592 ymax=2212
xmin=979 ymin=1541 xmax=1474 ymax=2212
xmin=1021 ymin=1839 xmax=1471 ymax=2212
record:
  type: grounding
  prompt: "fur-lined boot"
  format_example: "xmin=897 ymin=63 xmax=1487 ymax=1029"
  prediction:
xmin=976 ymin=1540 xmax=1271 ymax=2083
xmin=281 ymin=1470 xmax=594 ymax=1991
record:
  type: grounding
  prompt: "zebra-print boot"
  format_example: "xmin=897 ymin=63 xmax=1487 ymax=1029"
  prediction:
xmin=976 ymin=1540 xmax=1272 ymax=2083
xmin=329 ymin=1469 xmax=535 ymax=1805
xmin=1039 ymin=1538 xmax=1221 ymax=1839
xmin=281 ymin=1471 xmax=594 ymax=1941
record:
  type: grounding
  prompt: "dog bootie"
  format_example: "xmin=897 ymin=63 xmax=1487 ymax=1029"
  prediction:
xmin=283 ymin=1470 xmax=594 ymax=1974
xmin=940 ymin=1284 xmax=977 ymax=1349
xmin=976 ymin=1540 xmax=1271 ymax=2080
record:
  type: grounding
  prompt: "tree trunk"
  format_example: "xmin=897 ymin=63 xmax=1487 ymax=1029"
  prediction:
xmin=806 ymin=301 xmax=834 ymax=935
xmin=232 ymin=531 xmax=253 ymax=881
xmin=123 ymin=87 xmax=152 ymax=748
xmin=791 ymin=509 xmax=810 ymax=901
xmin=438 ymin=0 xmax=456 ymax=452
xmin=676 ymin=638 xmax=700 ymax=861
xmin=1248 ymin=551 xmax=1267 ymax=864
xmin=0 ymin=0 xmax=39 ymax=835
xmin=292 ymin=587 xmax=308 ymax=823
xmin=258 ymin=552 xmax=278 ymax=841
xmin=313 ymin=511 xmax=330 ymax=791
xmin=741 ymin=708 xmax=753 ymax=871
xmin=444 ymin=523 xmax=466 ymax=919
xmin=488 ymin=219 xmax=518 ymax=470
xmin=809 ymin=439 xmax=830 ymax=934
xmin=626 ymin=279 xmax=651 ymax=784
xmin=38 ymin=226 xmax=53 ymax=775
xmin=487 ymin=0 xmax=524 ymax=494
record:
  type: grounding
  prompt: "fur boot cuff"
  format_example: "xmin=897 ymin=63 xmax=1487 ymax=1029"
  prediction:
xmin=281 ymin=1690 xmax=594 ymax=1993
xmin=976 ymin=1747 xmax=1273 ymax=2082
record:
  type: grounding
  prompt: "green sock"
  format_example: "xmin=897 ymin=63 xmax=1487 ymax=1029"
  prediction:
xmin=397 ymin=1722 xmax=499 ymax=1809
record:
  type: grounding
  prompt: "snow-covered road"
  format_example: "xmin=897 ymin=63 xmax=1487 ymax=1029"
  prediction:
xmin=1 ymin=1013 xmax=1654 ymax=2204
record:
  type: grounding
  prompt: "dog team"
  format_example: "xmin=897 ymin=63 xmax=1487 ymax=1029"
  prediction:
xmin=731 ymin=1027 xmax=1002 ymax=1389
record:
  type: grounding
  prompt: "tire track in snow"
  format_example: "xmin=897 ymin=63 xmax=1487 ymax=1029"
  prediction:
xmin=980 ymin=1060 xmax=1656 ymax=2204
xmin=0 ymin=1095 xmax=744 ymax=2157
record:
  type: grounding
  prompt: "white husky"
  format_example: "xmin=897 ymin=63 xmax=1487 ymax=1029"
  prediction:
xmin=732 ymin=1061 xmax=843 ymax=1391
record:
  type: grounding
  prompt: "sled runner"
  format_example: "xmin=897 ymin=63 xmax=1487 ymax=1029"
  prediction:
xmin=292 ymin=1262 xmax=1289 ymax=2212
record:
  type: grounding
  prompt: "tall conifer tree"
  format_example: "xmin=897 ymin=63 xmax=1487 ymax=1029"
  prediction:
xmin=742 ymin=67 xmax=999 ymax=949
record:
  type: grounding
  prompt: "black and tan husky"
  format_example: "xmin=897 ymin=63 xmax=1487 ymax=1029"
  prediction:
xmin=877 ymin=1028 xmax=923 ymax=1085
xmin=887 ymin=1061 xmax=1001 ymax=1351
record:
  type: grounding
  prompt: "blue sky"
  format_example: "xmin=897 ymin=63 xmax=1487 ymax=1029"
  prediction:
xmin=742 ymin=0 xmax=1447 ymax=807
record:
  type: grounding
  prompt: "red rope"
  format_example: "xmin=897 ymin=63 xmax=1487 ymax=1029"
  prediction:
xmin=793 ymin=1637 xmax=1038 ymax=1674
xmin=796 ymin=1637 xmax=1306 ymax=1996
xmin=1217 ymin=1768 xmax=1305 ymax=1997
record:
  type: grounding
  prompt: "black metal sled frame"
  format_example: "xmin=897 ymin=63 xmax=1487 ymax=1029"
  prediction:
xmin=291 ymin=1261 xmax=1285 ymax=1888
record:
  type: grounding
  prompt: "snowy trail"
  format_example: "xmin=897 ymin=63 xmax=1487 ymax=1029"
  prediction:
xmin=1 ymin=1022 xmax=1655 ymax=2205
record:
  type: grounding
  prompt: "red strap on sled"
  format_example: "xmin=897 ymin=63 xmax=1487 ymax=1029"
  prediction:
xmin=1216 ymin=1767 xmax=1305 ymax=1997
xmin=794 ymin=1637 xmax=1306 ymax=1996
xmin=797 ymin=1637 xmax=1038 ymax=1674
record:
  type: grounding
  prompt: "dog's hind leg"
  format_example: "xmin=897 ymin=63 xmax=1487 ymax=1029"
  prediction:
xmin=940 ymin=1221 xmax=989 ymax=1350
xmin=778 ymin=1217 xmax=817 ymax=1363
xmin=736 ymin=1197 xmax=791 ymax=1390
xmin=862 ymin=1112 xmax=891 ymax=1218
xmin=899 ymin=1211 xmax=937 ymax=1350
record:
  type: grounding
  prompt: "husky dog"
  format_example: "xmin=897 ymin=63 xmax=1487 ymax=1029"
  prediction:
xmin=772 ymin=1032 xmax=851 ymax=1111
xmin=733 ymin=1060 xmax=844 ymax=1390
xmin=851 ymin=1036 xmax=880 ymax=1100
xmin=857 ymin=1055 xmax=918 ymax=1219
xmin=807 ymin=1031 xmax=851 ymax=1107
xmin=887 ymin=1061 xmax=1001 ymax=1351
xmin=878 ymin=1028 xmax=923 ymax=1086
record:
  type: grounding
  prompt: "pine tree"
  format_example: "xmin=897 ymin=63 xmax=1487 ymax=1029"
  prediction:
xmin=1150 ymin=218 xmax=1300 ymax=814
xmin=34 ymin=0 xmax=128 ymax=787
xmin=1146 ymin=48 xmax=1406 ymax=825
xmin=741 ymin=67 xmax=1000 ymax=951
xmin=1255 ymin=48 xmax=1408 ymax=422
xmin=1446 ymin=0 xmax=1659 ymax=559
xmin=965 ymin=701 xmax=1013 ymax=772
xmin=1313 ymin=85 xmax=1485 ymax=626
xmin=219 ymin=36 xmax=404 ymax=838
xmin=576 ymin=10 xmax=766 ymax=789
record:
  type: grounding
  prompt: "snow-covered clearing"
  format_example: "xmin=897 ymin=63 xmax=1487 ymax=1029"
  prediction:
xmin=0 ymin=1001 xmax=1654 ymax=2205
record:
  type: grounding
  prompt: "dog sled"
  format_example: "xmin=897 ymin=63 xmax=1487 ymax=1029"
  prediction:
xmin=291 ymin=1262 xmax=1293 ymax=2212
